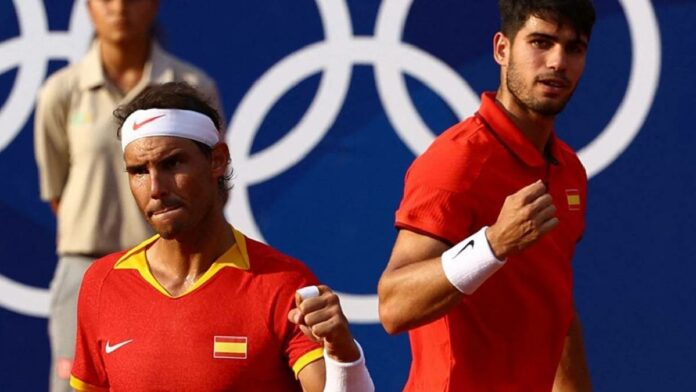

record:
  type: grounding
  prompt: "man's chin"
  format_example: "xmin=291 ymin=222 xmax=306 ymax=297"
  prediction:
xmin=149 ymin=223 xmax=183 ymax=240
xmin=531 ymin=97 xmax=570 ymax=117
xmin=157 ymin=230 xmax=179 ymax=240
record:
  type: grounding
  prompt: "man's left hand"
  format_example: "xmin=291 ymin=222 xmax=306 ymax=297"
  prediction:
xmin=288 ymin=285 xmax=361 ymax=363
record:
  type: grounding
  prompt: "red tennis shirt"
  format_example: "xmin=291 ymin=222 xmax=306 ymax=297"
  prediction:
xmin=395 ymin=92 xmax=587 ymax=391
xmin=70 ymin=228 xmax=323 ymax=391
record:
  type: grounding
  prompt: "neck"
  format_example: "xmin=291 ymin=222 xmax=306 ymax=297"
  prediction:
xmin=495 ymin=87 xmax=555 ymax=153
xmin=99 ymin=38 xmax=151 ymax=93
xmin=146 ymin=209 xmax=235 ymax=296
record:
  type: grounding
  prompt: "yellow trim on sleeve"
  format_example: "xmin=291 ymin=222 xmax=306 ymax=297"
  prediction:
xmin=292 ymin=347 xmax=325 ymax=378
xmin=113 ymin=226 xmax=251 ymax=298
xmin=69 ymin=375 xmax=109 ymax=392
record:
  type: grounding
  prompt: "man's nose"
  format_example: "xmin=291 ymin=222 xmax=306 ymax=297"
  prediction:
xmin=149 ymin=170 xmax=168 ymax=200
xmin=546 ymin=45 xmax=568 ymax=72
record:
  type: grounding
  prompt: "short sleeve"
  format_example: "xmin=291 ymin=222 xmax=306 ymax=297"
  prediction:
xmin=395 ymin=137 xmax=479 ymax=245
xmin=34 ymin=74 xmax=71 ymax=202
xmin=70 ymin=266 xmax=109 ymax=391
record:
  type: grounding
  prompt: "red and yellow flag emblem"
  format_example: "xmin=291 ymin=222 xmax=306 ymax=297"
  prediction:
xmin=214 ymin=336 xmax=247 ymax=359
xmin=565 ymin=189 xmax=581 ymax=211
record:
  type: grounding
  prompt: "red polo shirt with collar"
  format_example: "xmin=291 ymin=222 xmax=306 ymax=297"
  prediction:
xmin=70 ymin=228 xmax=323 ymax=392
xmin=395 ymin=92 xmax=587 ymax=391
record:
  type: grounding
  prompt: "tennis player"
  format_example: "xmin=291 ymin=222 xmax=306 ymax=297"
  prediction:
xmin=378 ymin=0 xmax=595 ymax=390
xmin=69 ymin=82 xmax=373 ymax=391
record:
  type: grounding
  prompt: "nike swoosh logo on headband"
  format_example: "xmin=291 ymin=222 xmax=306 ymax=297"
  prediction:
xmin=133 ymin=114 xmax=166 ymax=130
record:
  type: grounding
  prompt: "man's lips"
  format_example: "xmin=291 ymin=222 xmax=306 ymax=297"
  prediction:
xmin=153 ymin=207 xmax=178 ymax=215
xmin=537 ymin=77 xmax=570 ymax=89
xmin=111 ymin=20 xmax=130 ymax=30
xmin=149 ymin=204 xmax=182 ymax=217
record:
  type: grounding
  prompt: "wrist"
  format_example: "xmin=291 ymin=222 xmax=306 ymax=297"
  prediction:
xmin=324 ymin=339 xmax=364 ymax=366
xmin=323 ymin=340 xmax=374 ymax=392
xmin=441 ymin=226 xmax=506 ymax=294
xmin=485 ymin=225 xmax=508 ymax=259
xmin=325 ymin=336 xmax=361 ymax=363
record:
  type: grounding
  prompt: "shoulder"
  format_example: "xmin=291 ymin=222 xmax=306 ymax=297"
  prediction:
xmin=75 ymin=251 xmax=126 ymax=317
xmin=407 ymin=115 xmax=496 ymax=192
xmin=80 ymin=251 xmax=126 ymax=292
xmin=241 ymin=237 xmax=319 ymax=320
xmin=433 ymin=114 xmax=497 ymax=159
xmin=38 ymin=62 xmax=82 ymax=103
xmin=244 ymin=237 xmax=318 ymax=284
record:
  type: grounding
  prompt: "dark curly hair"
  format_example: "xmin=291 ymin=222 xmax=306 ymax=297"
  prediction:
xmin=499 ymin=0 xmax=596 ymax=40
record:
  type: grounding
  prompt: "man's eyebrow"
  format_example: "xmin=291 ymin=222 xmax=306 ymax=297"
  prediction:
xmin=526 ymin=32 xmax=588 ymax=47
xmin=526 ymin=32 xmax=558 ymax=41
xmin=125 ymin=163 xmax=145 ymax=172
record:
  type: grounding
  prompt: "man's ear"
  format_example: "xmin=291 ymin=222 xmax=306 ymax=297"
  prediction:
xmin=210 ymin=143 xmax=230 ymax=178
xmin=493 ymin=32 xmax=510 ymax=66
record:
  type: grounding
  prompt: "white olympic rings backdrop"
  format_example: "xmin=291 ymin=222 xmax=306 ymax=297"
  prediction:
xmin=0 ymin=0 xmax=661 ymax=322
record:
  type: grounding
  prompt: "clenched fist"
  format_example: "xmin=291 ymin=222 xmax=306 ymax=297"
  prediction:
xmin=486 ymin=180 xmax=559 ymax=259
xmin=288 ymin=285 xmax=361 ymax=363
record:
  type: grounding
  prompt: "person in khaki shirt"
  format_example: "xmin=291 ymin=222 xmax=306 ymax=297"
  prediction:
xmin=33 ymin=1 xmax=221 ymax=391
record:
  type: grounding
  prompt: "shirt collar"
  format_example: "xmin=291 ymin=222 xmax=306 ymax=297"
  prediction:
xmin=114 ymin=227 xmax=250 ymax=298
xmin=78 ymin=41 xmax=175 ymax=92
xmin=477 ymin=92 xmax=566 ymax=167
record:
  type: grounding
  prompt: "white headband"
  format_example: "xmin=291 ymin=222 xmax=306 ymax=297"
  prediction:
xmin=121 ymin=108 xmax=220 ymax=151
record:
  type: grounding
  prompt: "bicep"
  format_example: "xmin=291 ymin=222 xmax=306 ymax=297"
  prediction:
xmin=385 ymin=229 xmax=450 ymax=273
xmin=378 ymin=230 xmax=463 ymax=333
xmin=380 ymin=229 xmax=452 ymax=290
xmin=297 ymin=359 xmax=326 ymax=392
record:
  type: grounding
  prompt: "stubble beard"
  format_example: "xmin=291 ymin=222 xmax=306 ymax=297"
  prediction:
xmin=147 ymin=213 xmax=184 ymax=240
xmin=144 ymin=200 xmax=190 ymax=240
xmin=152 ymin=221 xmax=182 ymax=240
xmin=505 ymin=58 xmax=574 ymax=117
xmin=148 ymin=196 xmax=217 ymax=241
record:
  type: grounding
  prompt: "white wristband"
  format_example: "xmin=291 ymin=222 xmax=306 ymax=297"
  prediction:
xmin=441 ymin=226 xmax=506 ymax=294
xmin=323 ymin=340 xmax=375 ymax=392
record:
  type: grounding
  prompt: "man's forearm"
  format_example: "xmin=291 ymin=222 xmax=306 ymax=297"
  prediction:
xmin=553 ymin=312 xmax=591 ymax=391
